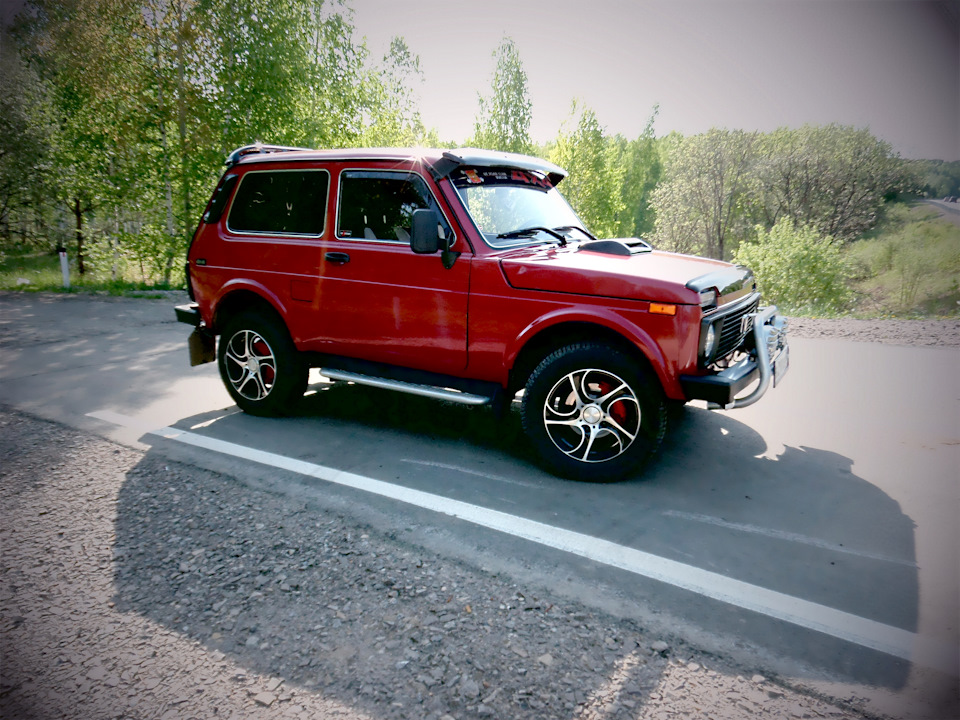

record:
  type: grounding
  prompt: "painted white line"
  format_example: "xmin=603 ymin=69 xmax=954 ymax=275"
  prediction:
xmin=662 ymin=510 xmax=918 ymax=568
xmin=88 ymin=410 xmax=959 ymax=675
xmin=400 ymin=458 xmax=545 ymax=489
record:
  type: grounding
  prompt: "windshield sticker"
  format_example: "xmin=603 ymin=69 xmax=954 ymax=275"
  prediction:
xmin=454 ymin=168 xmax=553 ymax=191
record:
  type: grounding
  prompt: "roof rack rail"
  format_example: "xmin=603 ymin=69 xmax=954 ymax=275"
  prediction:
xmin=225 ymin=143 xmax=314 ymax=167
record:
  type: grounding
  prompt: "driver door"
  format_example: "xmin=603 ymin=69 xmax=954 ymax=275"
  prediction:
xmin=316 ymin=169 xmax=470 ymax=374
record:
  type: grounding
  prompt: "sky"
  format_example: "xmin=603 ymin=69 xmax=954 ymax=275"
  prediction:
xmin=350 ymin=0 xmax=959 ymax=160
xmin=1 ymin=0 xmax=956 ymax=160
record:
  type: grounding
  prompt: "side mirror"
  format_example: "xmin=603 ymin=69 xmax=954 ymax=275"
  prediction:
xmin=410 ymin=208 xmax=441 ymax=254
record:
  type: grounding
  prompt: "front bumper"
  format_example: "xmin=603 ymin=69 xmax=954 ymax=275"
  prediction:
xmin=680 ymin=306 xmax=789 ymax=409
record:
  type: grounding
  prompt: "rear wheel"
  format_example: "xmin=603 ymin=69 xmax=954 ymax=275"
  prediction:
xmin=520 ymin=343 xmax=666 ymax=482
xmin=217 ymin=309 xmax=307 ymax=416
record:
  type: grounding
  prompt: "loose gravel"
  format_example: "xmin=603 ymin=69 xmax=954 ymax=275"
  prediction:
xmin=0 ymin=407 xmax=873 ymax=720
xmin=785 ymin=317 xmax=960 ymax=347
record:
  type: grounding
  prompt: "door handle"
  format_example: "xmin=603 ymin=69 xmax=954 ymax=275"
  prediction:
xmin=325 ymin=251 xmax=350 ymax=265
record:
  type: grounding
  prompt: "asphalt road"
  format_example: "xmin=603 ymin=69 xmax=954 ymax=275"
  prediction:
xmin=1 ymin=291 xmax=957 ymax=719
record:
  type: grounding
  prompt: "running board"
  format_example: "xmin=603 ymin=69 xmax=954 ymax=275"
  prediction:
xmin=320 ymin=369 xmax=493 ymax=406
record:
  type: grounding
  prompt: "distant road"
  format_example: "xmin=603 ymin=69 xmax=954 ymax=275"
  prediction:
xmin=922 ymin=198 xmax=960 ymax=226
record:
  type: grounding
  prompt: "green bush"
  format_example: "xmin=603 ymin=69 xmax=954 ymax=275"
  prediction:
xmin=734 ymin=218 xmax=853 ymax=315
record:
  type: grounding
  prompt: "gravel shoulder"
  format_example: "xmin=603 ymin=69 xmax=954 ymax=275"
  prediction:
xmin=786 ymin=316 xmax=960 ymax=347
xmin=1 ymin=408 xmax=874 ymax=720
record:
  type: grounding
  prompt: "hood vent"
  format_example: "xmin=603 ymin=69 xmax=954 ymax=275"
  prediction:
xmin=578 ymin=238 xmax=652 ymax=257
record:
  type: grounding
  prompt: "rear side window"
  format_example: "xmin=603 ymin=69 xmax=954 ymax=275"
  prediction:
xmin=203 ymin=174 xmax=238 ymax=224
xmin=337 ymin=171 xmax=451 ymax=243
xmin=227 ymin=170 xmax=329 ymax=236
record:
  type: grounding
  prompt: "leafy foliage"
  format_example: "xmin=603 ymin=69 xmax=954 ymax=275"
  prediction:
xmin=652 ymin=128 xmax=756 ymax=259
xmin=908 ymin=159 xmax=960 ymax=198
xmin=362 ymin=37 xmax=426 ymax=146
xmin=611 ymin=106 xmax=663 ymax=238
xmin=0 ymin=1 xmax=949 ymax=318
xmin=2 ymin=0 xmax=429 ymax=286
xmin=734 ymin=218 xmax=853 ymax=314
xmin=471 ymin=38 xmax=533 ymax=155
xmin=750 ymin=124 xmax=912 ymax=243
xmin=0 ymin=31 xmax=55 ymax=245
xmin=549 ymin=103 xmax=625 ymax=239
xmin=651 ymin=124 xmax=913 ymax=262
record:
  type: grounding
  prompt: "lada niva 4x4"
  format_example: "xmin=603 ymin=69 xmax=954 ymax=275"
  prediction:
xmin=177 ymin=145 xmax=789 ymax=482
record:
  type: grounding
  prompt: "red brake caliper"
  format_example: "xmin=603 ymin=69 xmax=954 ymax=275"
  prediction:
xmin=597 ymin=380 xmax=628 ymax=426
xmin=252 ymin=338 xmax=275 ymax=385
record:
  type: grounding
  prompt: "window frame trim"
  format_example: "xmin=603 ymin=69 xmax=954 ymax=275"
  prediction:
xmin=334 ymin=167 xmax=457 ymax=247
xmin=224 ymin=167 xmax=331 ymax=239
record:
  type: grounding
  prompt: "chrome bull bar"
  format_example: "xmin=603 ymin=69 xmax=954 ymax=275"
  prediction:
xmin=707 ymin=305 xmax=789 ymax=410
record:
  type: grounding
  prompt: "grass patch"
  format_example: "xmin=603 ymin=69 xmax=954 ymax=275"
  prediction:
xmin=0 ymin=249 xmax=183 ymax=296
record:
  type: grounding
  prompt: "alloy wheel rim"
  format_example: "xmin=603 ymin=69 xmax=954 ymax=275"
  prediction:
xmin=542 ymin=368 xmax=641 ymax=463
xmin=224 ymin=330 xmax=277 ymax=401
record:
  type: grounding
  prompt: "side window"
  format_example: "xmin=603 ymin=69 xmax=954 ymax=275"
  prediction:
xmin=203 ymin=173 xmax=238 ymax=224
xmin=337 ymin=171 xmax=451 ymax=243
xmin=227 ymin=170 xmax=329 ymax=236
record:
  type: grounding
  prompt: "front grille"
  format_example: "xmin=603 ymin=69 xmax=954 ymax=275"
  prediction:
xmin=703 ymin=294 xmax=760 ymax=364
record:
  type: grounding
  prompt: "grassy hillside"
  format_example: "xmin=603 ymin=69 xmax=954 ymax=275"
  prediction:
xmin=846 ymin=202 xmax=960 ymax=317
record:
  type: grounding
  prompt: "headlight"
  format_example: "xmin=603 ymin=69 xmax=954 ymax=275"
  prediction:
xmin=704 ymin=323 xmax=718 ymax=358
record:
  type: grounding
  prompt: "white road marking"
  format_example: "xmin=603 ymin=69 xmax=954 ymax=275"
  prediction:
xmin=400 ymin=458 xmax=545 ymax=489
xmin=662 ymin=510 xmax=918 ymax=567
xmin=87 ymin=410 xmax=958 ymax=675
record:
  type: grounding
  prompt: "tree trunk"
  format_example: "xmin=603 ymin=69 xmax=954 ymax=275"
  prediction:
xmin=73 ymin=198 xmax=85 ymax=275
xmin=154 ymin=15 xmax=176 ymax=287
xmin=176 ymin=0 xmax=190 ymax=240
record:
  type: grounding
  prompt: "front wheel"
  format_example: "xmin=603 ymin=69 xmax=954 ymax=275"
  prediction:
xmin=217 ymin=308 xmax=307 ymax=417
xmin=520 ymin=343 xmax=666 ymax=482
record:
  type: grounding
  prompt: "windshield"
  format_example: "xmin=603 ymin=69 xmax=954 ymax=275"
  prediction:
xmin=452 ymin=168 xmax=590 ymax=248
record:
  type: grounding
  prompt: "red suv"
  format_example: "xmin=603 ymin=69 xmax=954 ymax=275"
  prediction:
xmin=177 ymin=145 xmax=788 ymax=482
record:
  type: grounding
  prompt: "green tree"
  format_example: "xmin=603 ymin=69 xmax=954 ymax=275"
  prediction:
xmin=652 ymin=128 xmax=757 ymax=259
xmin=752 ymin=124 xmax=911 ymax=243
xmin=908 ymin=159 xmax=960 ymax=198
xmin=0 ymin=31 xmax=55 ymax=245
xmin=611 ymin=105 xmax=662 ymax=238
xmin=549 ymin=102 xmax=624 ymax=238
xmin=362 ymin=37 xmax=426 ymax=147
xmin=5 ymin=0 xmax=453 ymax=286
xmin=141 ymin=0 xmax=209 ymax=284
xmin=734 ymin=218 xmax=853 ymax=314
xmin=14 ymin=0 xmax=156 ymax=273
xmin=471 ymin=37 xmax=532 ymax=154
xmin=296 ymin=1 xmax=371 ymax=148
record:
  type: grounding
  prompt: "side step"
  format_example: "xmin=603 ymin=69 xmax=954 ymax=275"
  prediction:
xmin=320 ymin=369 xmax=493 ymax=406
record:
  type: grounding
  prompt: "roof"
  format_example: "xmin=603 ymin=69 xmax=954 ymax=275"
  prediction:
xmin=225 ymin=144 xmax=568 ymax=185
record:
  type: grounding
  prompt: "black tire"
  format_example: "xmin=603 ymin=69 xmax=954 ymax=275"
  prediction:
xmin=217 ymin=308 xmax=307 ymax=417
xmin=520 ymin=343 xmax=667 ymax=482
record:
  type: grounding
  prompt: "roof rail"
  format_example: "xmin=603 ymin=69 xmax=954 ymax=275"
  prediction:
xmin=225 ymin=143 xmax=314 ymax=167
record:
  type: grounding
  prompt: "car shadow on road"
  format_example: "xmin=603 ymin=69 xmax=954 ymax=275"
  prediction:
xmin=107 ymin=387 xmax=933 ymax=718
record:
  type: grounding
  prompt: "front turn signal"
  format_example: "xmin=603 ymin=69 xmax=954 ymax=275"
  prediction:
xmin=649 ymin=303 xmax=677 ymax=316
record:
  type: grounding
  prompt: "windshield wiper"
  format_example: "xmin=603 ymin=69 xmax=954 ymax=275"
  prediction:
xmin=552 ymin=225 xmax=597 ymax=242
xmin=496 ymin=226 xmax=568 ymax=246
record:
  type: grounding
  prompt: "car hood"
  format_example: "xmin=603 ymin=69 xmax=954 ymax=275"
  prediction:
xmin=499 ymin=243 xmax=749 ymax=305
